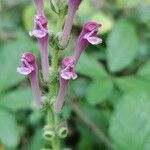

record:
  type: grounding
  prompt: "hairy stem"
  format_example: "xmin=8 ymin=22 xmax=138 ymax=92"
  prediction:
xmin=49 ymin=46 xmax=60 ymax=150
xmin=47 ymin=14 xmax=65 ymax=150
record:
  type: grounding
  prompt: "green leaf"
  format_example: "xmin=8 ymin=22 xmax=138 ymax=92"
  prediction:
xmin=61 ymin=104 xmax=72 ymax=120
xmin=106 ymin=20 xmax=139 ymax=72
xmin=77 ymin=104 xmax=111 ymax=149
xmin=0 ymin=88 xmax=32 ymax=111
xmin=29 ymin=130 xmax=44 ymax=150
xmin=22 ymin=5 xmax=35 ymax=31
xmin=0 ymin=31 xmax=37 ymax=95
xmin=116 ymin=0 xmax=140 ymax=8
xmin=86 ymin=78 xmax=114 ymax=105
xmin=71 ymin=78 xmax=89 ymax=97
xmin=76 ymin=54 xmax=108 ymax=79
xmin=0 ymin=109 xmax=21 ymax=148
xmin=115 ymin=76 xmax=150 ymax=96
xmin=78 ymin=0 xmax=114 ymax=34
xmin=90 ymin=12 xmax=114 ymax=34
xmin=137 ymin=61 xmax=150 ymax=81
xmin=109 ymin=93 xmax=150 ymax=150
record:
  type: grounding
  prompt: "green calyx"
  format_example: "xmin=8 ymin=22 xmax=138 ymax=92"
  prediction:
xmin=49 ymin=0 xmax=68 ymax=16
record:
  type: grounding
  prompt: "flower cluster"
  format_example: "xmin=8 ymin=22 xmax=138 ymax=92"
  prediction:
xmin=17 ymin=0 xmax=102 ymax=113
xmin=55 ymin=22 xmax=102 ymax=113
xmin=17 ymin=0 xmax=48 ymax=105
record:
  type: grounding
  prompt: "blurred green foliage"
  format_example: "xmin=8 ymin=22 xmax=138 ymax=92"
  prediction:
xmin=0 ymin=0 xmax=150 ymax=150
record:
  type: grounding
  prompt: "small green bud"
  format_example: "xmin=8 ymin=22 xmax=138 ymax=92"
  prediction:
xmin=43 ymin=130 xmax=55 ymax=141
xmin=58 ymin=127 xmax=68 ymax=139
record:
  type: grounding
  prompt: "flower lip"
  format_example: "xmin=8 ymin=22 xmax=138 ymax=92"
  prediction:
xmin=60 ymin=66 xmax=77 ymax=80
xmin=60 ymin=57 xmax=77 ymax=80
xmin=29 ymin=15 xmax=48 ymax=39
xmin=17 ymin=66 xmax=33 ymax=75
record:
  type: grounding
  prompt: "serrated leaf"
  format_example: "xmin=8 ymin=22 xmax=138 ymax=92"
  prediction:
xmin=137 ymin=61 xmax=150 ymax=81
xmin=0 ymin=109 xmax=21 ymax=148
xmin=106 ymin=20 xmax=139 ymax=72
xmin=0 ymin=88 xmax=32 ymax=110
xmin=109 ymin=93 xmax=150 ymax=150
xmin=76 ymin=54 xmax=108 ymax=79
xmin=86 ymin=78 xmax=113 ymax=105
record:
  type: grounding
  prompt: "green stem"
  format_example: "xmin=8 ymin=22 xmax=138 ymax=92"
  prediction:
xmin=50 ymin=47 xmax=59 ymax=98
xmin=49 ymin=46 xmax=60 ymax=150
xmin=47 ymin=12 xmax=65 ymax=150
xmin=48 ymin=108 xmax=60 ymax=150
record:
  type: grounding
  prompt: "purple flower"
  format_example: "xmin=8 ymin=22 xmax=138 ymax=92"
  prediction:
xmin=61 ymin=57 xmax=77 ymax=80
xmin=61 ymin=0 xmax=82 ymax=47
xmin=17 ymin=52 xmax=42 ymax=105
xmin=55 ymin=57 xmax=77 ymax=113
xmin=29 ymin=0 xmax=49 ymax=81
xmin=73 ymin=22 xmax=102 ymax=63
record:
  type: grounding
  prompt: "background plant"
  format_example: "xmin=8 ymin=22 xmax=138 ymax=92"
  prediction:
xmin=0 ymin=0 xmax=149 ymax=150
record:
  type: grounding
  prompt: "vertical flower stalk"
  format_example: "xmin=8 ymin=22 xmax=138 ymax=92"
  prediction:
xmin=17 ymin=52 xmax=42 ymax=105
xmin=61 ymin=0 xmax=82 ymax=47
xmin=30 ymin=0 xmax=49 ymax=81
xmin=55 ymin=57 xmax=77 ymax=113
xmin=73 ymin=22 xmax=102 ymax=63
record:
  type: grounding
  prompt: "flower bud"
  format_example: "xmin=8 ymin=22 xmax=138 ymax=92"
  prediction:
xmin=43 ymin=130 xmax=55 ymax=141
xmin=58 ymin=127 xmax=68 ymax=139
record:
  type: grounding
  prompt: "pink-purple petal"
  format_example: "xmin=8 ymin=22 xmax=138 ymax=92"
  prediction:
xmin=17 ymin=67 xmax=32 ymax=75
xmin=29 ymin=30 xmax=47 ymax=38
xmin=86 ymin=36 xmax=102 ymax=45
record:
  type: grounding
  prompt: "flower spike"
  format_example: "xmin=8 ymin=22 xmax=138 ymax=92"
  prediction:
xmin=17 ymin=52 xmax=42 ymax=105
